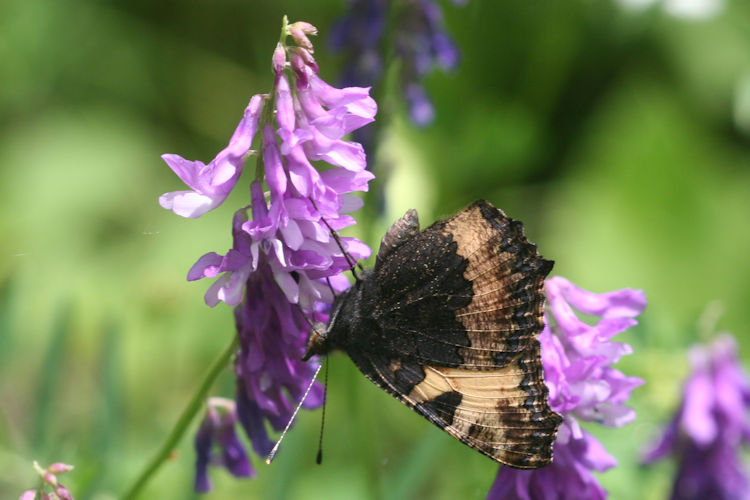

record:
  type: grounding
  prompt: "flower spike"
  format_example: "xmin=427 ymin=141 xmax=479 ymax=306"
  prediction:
xmin=158 ymin=18 xmax=376 ymax=492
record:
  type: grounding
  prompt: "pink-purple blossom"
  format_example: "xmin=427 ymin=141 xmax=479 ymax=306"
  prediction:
xmin=18 ymin=461 xmax=76 ymax=500
xmin=488 ymin=276 xmax=646 ymax=500
xmin=489 ymin=432 xmax=614 ymax=500
xmin=159 ymin=95 xmax=263 ymax=218
xmin=159 ymin=18 xmax=376 ymax=491
xmin=642 ymin=334 xmax=750 ymax=500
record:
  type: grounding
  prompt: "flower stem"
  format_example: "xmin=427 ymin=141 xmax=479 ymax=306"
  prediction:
xmin=122 ymin=335 xmax=238 ymax=500
xmin=280 ymin=15 xmax=289 ymax=45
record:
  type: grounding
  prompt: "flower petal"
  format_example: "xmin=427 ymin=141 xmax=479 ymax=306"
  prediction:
xmin=188 ymin=252 xmax=224 ymax=281
xmin=159 ymin=190 xmax=218 ymax=219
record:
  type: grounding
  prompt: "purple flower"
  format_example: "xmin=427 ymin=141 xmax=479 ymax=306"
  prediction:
xmin=159 ymin=95 xmax=263 ymax=218
xmin=488 ymin=277 xmax=646 ymax=500
xmin=233 ymin=263 xmax=335 ymax=432
xmin=160 ymin=18 xmax=376 ymax=490
xmin=194 ymin=398 xmax=253 ymax=492
xmin=489 ymin=431 xmax=614 ymax=500
xmin=642 ymin=334 xmax=750 ymax=500
xmin=542 ymin=277 xmax=646 ymax=430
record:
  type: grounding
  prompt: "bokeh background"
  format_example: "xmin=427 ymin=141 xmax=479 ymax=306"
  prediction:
xmin=2 ymin=0 xmax=750 ymax=498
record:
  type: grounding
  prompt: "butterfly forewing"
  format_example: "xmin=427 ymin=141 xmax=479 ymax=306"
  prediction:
xmin=373 ymin=201 xmax=552 ymax=369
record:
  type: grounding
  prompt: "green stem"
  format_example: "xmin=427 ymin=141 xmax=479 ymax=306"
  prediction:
xmin=280 ymin=15 xmax=289 ymax=44
xmin=122 ymin=335 xmax=238 ymax=500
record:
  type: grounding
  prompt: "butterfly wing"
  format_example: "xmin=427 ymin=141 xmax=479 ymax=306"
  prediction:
xmin=348 ymin=200 xmax=561 ymax=468
xmin=347 ymin=342 xmax=560 ymax=468
xmin=372 ymin=200 xmax=552 ymax=370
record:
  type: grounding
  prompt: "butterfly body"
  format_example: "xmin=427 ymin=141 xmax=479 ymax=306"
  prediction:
xmin=304 ymin=200 xmax=561 ymax=469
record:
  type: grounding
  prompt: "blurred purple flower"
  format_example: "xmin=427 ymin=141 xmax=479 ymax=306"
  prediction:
xmin=330 ymin=0 xmax=463 ymax=215
xmin=488 ymin=276 xmax=646 ymax=500
xmin=160 ymin=18 xmax=376 ymax=491
xmin=194 ymin=398 xmax=254 ymax=492
xmin=395 ymin=0 xmax=460 ymax=125
xmin=331 ymin=0 xmax=463 ymax=129
xmin=642 ymin=334 xmax=750 ymax=500
xmin=330 ymin=0 xmax=387 ymax=90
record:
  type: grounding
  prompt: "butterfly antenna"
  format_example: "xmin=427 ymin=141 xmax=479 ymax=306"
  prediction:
xmin=316 ymin=355 xmax=329 ymax=465
xmin=308 ymin=198 xmax=364 ymax=281
xmin=295 ymin=303 xmax=319 ymax=331
xmin=325 ymin=277 xmax=337 ymax=299
xmin=265 ymin=362 xmax=323 ymax=464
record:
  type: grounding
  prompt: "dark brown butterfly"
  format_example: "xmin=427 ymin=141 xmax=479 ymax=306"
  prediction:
xmin=303 ymin=200 xmax=561 ymax=468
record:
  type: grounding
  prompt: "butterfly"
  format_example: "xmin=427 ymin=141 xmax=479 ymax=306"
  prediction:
xmin=303 ymin=200 xmax=562 ymax=468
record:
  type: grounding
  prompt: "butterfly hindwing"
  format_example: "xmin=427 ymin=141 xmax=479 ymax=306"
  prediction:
xmin=346 ymin=344 xmax=560 ymax=468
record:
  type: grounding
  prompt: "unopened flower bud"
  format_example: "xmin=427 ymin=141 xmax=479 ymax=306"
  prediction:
xmin=55 ymin=485 xmax=74 ymax=500
xmin=290 ymin=21 xmax=317 ymax=36
xmin=289 ymin=27 xmax=314 ymax=52
xmin=47 ymin=463 xmax=74 ymax=475
xmin=272 ymin=43 xmax=286 ymax=75
xmin=18 ymin=490 xmax=37 ymax=500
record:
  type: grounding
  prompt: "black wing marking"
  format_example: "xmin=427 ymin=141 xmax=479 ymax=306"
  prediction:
xmin=371 ymin=200 xmax=552 ymax=369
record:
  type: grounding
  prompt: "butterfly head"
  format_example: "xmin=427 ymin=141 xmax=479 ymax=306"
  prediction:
xmin=302 ymin=323 xmax=329 ymax=361
xmin=301 ymin=285 xmax=354 ymax=362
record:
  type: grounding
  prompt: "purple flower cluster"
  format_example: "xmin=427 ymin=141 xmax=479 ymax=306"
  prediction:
xmin=331 ymin=0 xmax=462 ymax=126
xmin=330 ymin=0 xmax=387 ymax=91
xmin=19 ymin=462 xmax=75 ymax=500
xmin=489 ymin=276 xmax=646 ymax=500
xmin=642 ymin=334 xmax=750 ymax=500
xmin=159 ymin=18 xmax=376 ymax=490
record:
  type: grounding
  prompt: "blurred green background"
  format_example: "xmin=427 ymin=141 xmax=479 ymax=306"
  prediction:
xmin=2 ymin=0 xmax=750 ymax=498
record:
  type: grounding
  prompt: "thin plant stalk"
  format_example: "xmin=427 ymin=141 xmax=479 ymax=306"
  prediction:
xmin=122 ymin=335 xmax=238 ymax=499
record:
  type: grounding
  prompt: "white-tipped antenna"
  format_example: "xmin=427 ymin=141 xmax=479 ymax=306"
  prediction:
xmin=265 ymin=363 xmax=323 ymax=464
